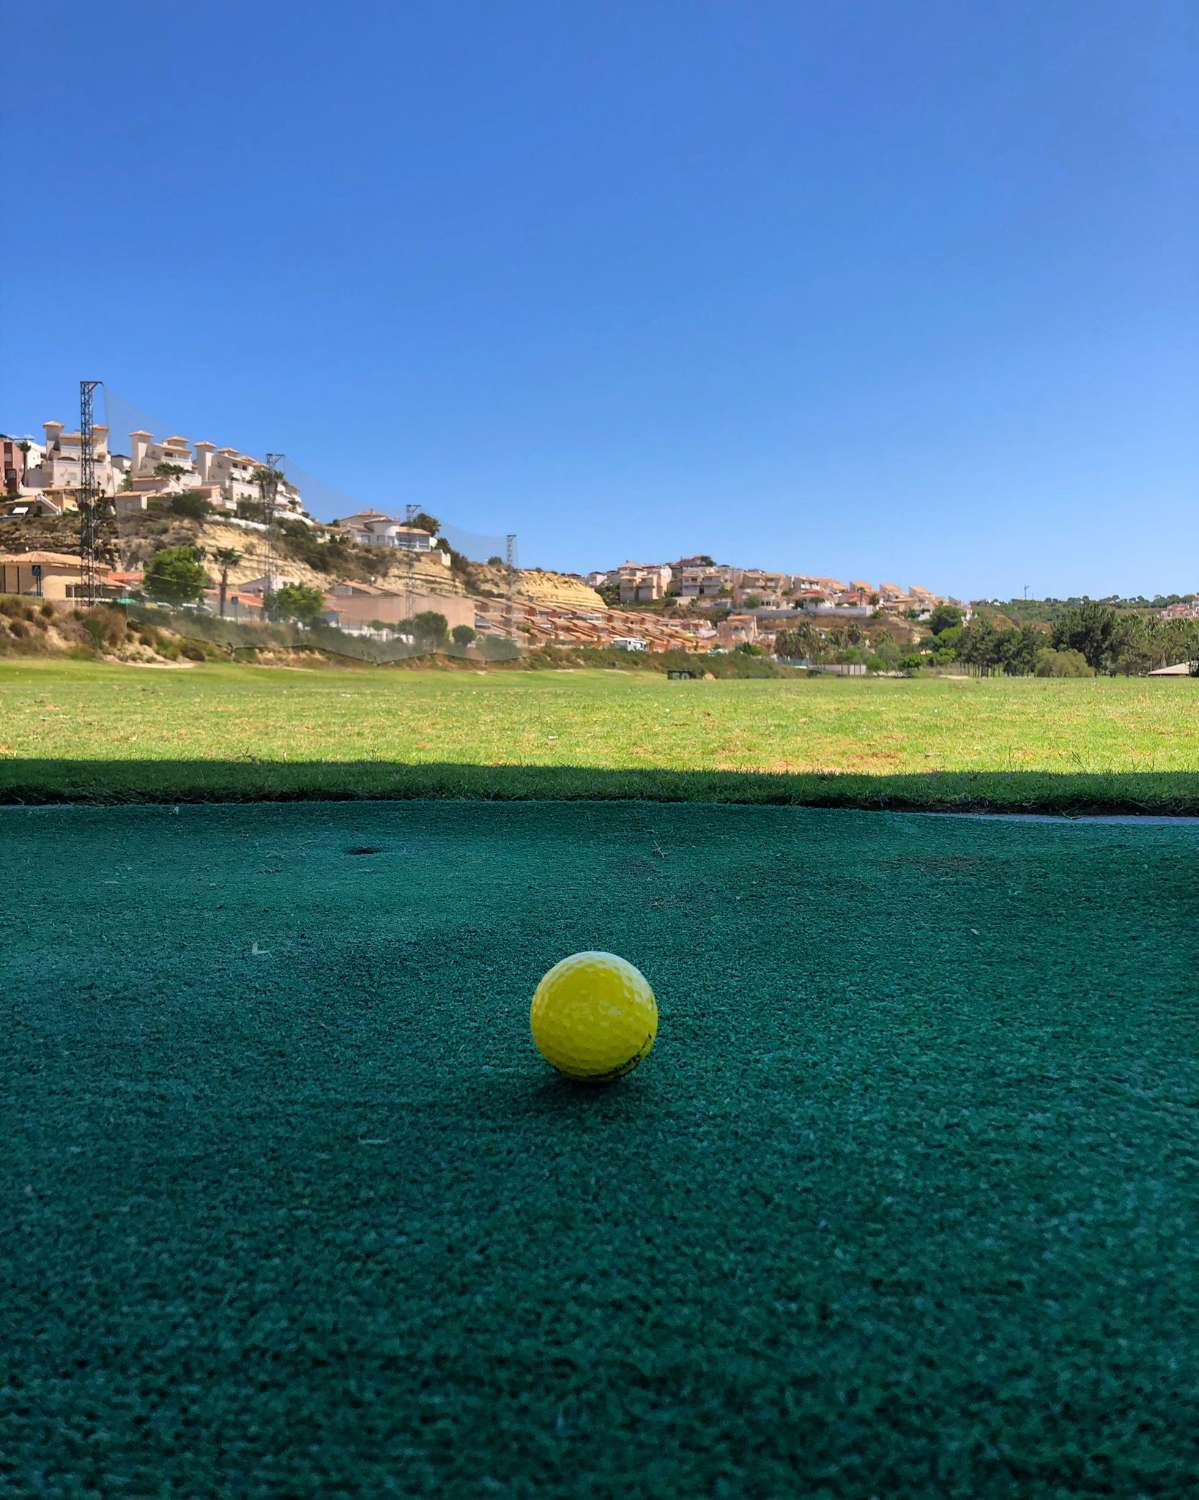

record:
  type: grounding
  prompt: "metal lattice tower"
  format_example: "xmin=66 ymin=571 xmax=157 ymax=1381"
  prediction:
xmin=258 ymin=453 xmax=284 ymax=590
xmin=78 ymin=380 xmax=107 ymax=606
xmin=404 ymin=504 xmax=420 ymax=632
xmin=505 ymin=532 xmax=518 ymax=642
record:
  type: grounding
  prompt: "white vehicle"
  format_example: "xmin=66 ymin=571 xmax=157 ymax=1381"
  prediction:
xmin=612 ymin=636 xmax=648 ymax=652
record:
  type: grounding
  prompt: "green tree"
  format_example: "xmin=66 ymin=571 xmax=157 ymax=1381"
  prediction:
xmin=451 ymin=624 xmax=477 ymax=647
xmin=265 ymin=583 xmax=326 ymax=625
xmin=211 ymin=547 xmax=242 ymax=618
xmin=929 ymin=624 xmax=963 ymax=658
xmin=742 ymin=594 xmax=763 ymax=609
xmin=154 ymin=462 xmax=186 ymax=480
xmin=402 ymin=610 xmax=449 ymax=648
xmin=1052 ymin=602 xmax=1133 ymax=673
xmin=169 ymin=491 xmax=211 ymax=521
xmin=997 ymin=625 xmax=1044 ymax=677
xmin=774 ymin=622 xmax=821 ymax=661
xmin=955 ymin=617 xmax=1002 ymax=674
xmin=409 ymin=512 xmax=441 ymax=535
xmin=928 ymin=602 xmax=964 ymax=635
xmin=144 ymin=547 xmax=207 ymax=606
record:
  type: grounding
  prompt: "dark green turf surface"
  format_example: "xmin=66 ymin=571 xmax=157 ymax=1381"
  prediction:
xmin=3 ymin=802 xmax=1198 ymax=1497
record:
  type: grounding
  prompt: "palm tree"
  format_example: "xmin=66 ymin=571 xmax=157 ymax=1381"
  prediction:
xmin=213 ymin=547 xmax=242 ymax=618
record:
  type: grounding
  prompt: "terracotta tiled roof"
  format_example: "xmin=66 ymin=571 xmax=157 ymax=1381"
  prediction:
xmin=0 ymin=550 xmax=84 ymax=567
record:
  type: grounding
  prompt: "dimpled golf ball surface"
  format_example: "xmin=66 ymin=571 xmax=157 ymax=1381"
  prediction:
xmin=530 ymin=952 xmax=657 ymax=1082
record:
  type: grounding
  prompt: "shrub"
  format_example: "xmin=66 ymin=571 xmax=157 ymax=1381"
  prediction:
xmin=39 ymin=601 xmax=54 ymax=619
xmin=1034 ymin=647 xmax=1094 ymax=678
xmin=169 ymin=491 xmax=212 ymax=521
xmin=8 ymin=618 xmax=26 ymax=638
xmin=180 ymin=643 xmax=206 ymax=662
xmin=479 ymin=634 xmax=518 ymax=660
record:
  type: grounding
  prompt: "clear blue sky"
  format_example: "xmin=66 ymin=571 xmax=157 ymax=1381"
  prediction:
xmin=5 ymin=0 xmax=1195 ymax=598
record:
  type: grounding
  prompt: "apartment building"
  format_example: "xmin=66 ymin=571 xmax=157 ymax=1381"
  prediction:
xmin=25 ymin=421 xmax=118 ymax=495
xmin=731 ymin=568 xmax=791 ymax=607
xmin=679 ymin=565 xmax=730 ymax=599
xmin=18 ymin=421 xmax=304 ymax=517
xmin=2 ymin=435 xmax=40 ymax=493
xmin=716 ymin=613 xmax=759 ymax=648
xmin=617 ymin=562 xmax=672 ymax=604
xmin=126 ymin=431 xmax=304 ymax=516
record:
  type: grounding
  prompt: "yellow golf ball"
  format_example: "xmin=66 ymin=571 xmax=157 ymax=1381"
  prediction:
xmin=530 ymin=951 xmax=658 ymax=1082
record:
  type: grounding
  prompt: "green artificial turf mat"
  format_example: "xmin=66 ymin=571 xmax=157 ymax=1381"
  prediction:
xmin=3 ymin=801 xmax=1197 ymax=1496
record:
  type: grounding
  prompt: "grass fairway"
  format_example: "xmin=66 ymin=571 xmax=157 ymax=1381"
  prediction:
xmin=1 ymin=657 xmax=1197 ymax=812
xmin=4 ymin=800 xmax=1197 ymax=1495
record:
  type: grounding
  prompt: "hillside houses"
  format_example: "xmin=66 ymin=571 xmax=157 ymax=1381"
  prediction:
xmin=473 ymin=596 xmax=717 ymax=653
xmin=589 ymin=557 xmax=948 ymax=618
xmin=7 ymin=422 xmax=306 ymax=520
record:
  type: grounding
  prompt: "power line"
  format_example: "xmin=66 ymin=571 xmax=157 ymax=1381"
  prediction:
xmin=258 ymin=452 xmax=284 ymax=592
xmin=404 ymin=504 xmax=420 ymax=638
xmin=505 ymin=532 xmax=518 ymax=642
xmin=78 ymin=380 xmax=108 ymax=606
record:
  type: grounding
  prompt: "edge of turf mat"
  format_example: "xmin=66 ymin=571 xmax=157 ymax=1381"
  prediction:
xmin=2 ymin=760 xmax=1198 ymax=815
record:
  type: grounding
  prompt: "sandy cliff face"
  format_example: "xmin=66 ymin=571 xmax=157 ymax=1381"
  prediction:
xmin=0 ymin=511 xmax=603 ymax=607
xmin=188 ymin=523 xmax=467 ymax=594
xmin=516 ymin=569 xmax=605 ymax=608
xmin=467 ymin=561 xmax=604 ymax=609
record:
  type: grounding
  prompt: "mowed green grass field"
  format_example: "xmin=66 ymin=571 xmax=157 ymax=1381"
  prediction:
xmin=1 ymin=658 xmax=1197 ymax=811
xmin=4 ymin=801 xmax=1197 ymax=1495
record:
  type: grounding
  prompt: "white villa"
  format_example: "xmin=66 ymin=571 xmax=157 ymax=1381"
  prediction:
xmin=336 ymin=511 xmax=445 ymax=558
xmin=126 ymin=430 xmax=304 ymax=516
xmin=25 ymin=421 xmax=120 ymax=494
xmin=20 ymin=421 xmax=305 ymax=518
